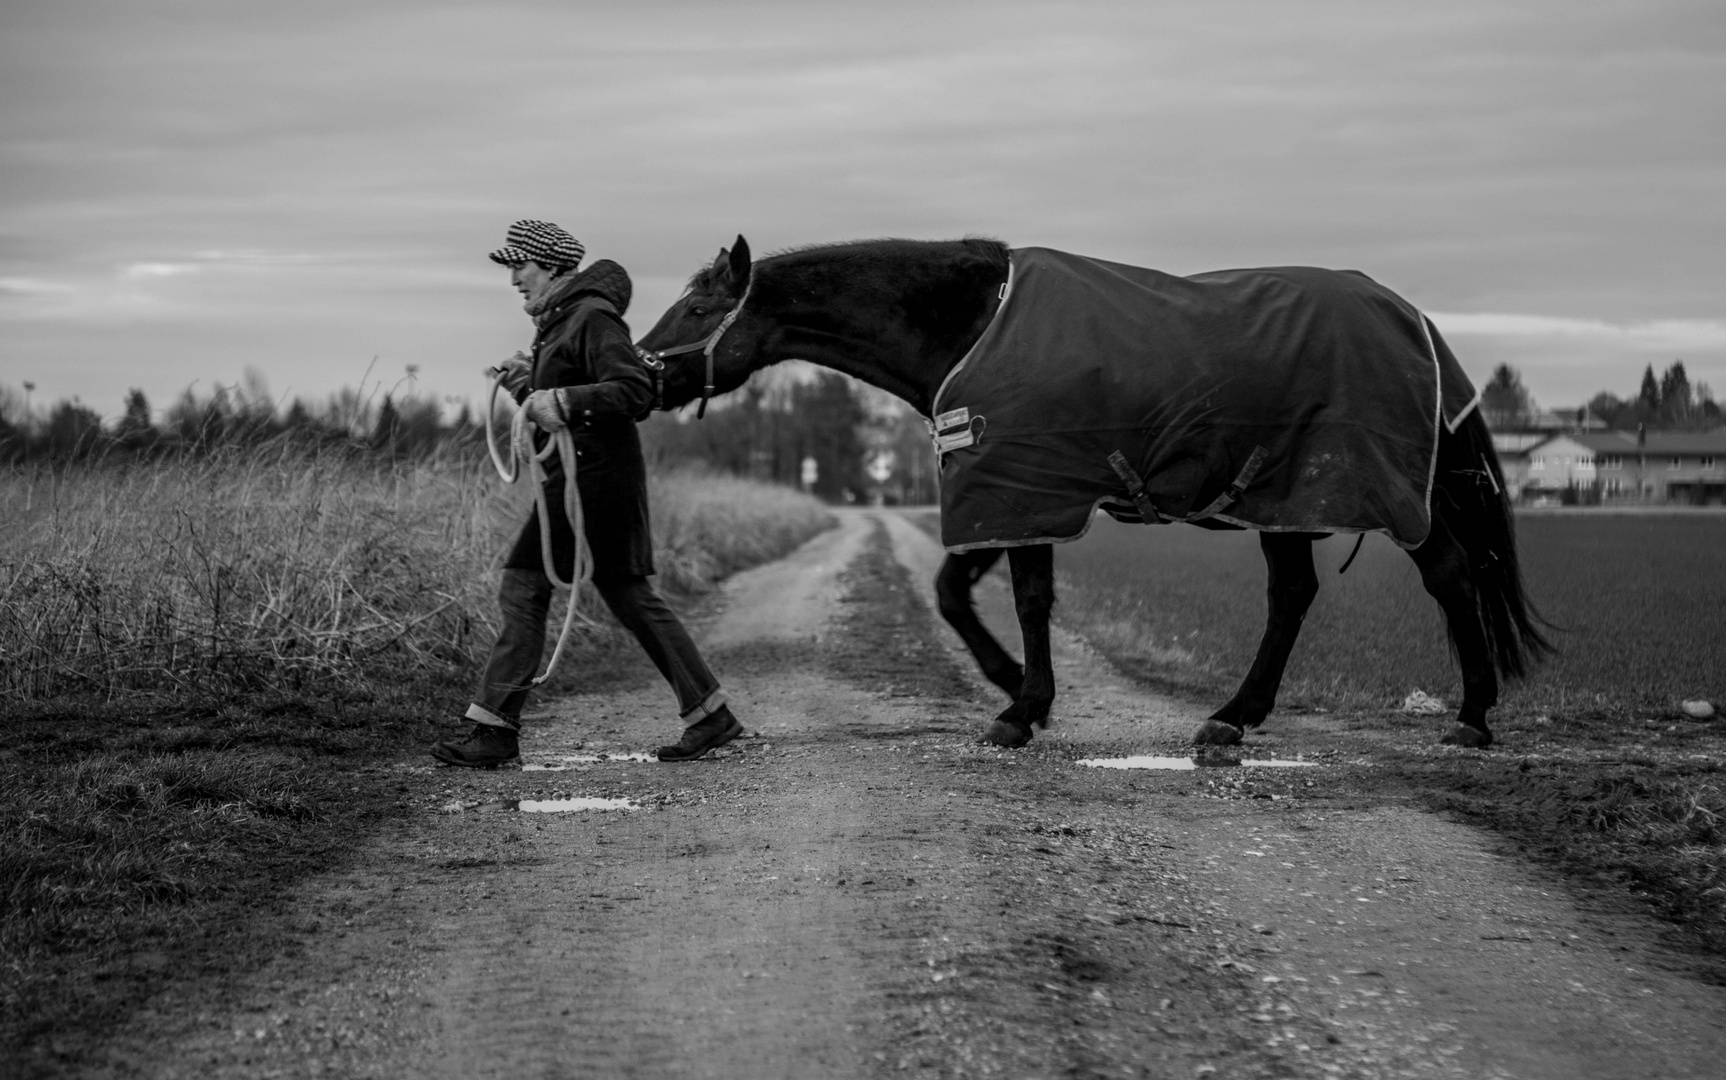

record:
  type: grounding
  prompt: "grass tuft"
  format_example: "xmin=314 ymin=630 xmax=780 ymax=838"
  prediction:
xmin=0 ymin=751 xmax=323 ymax=957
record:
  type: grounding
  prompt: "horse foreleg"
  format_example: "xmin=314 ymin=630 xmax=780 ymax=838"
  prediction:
xmin=1193 ymin=532 xmax=1318 ymax=746
xmin=934 ymin=549 xmax=1024 ymax=698
xmin=1410 ymin=519 xmax=1498 ymax=748
xmin=983 ymin=544 xmax=1055 ymax=748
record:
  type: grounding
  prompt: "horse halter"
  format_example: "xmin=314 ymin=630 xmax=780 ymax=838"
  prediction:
xmin=636 ymin=279 xmax=752 ymax=419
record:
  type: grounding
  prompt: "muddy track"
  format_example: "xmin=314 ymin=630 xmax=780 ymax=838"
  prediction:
xmin=92 ymin=509 xmax=1726 ymax=1079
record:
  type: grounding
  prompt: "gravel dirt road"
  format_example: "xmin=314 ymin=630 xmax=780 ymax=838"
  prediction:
xmin=101 ymin=509 xmax=1726 ymax=1079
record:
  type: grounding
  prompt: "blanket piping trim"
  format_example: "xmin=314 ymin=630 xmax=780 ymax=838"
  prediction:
xmin=1416 ymin=314 xmax=1444 ymax=548
xmin=1446 ymin=388 xmax=1482 ymax=433
xmin=930 ymin=255 xmax=1015 ymax=422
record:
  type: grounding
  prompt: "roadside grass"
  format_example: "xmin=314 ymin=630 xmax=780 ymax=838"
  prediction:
xmin=1046 ymin=511 xmax=1726 ymax=963
xmin=1386 ymin=739 xmax=1726 ymax=965
xmin=1 ymin=444 xmax=834 ymax=699
xmin=0 ymin=447 xmax=833 ymax=1072
xmin=1 ymin=442 xmax=501 ymax=699
xmin=0 ymin=691 xmax=444 ymax=1075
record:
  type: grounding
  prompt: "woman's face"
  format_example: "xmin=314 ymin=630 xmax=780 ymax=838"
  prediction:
xmin=510 ymin=260 xmax=555 ymax=303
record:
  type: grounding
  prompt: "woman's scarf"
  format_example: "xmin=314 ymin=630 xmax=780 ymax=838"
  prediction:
xmin=525 ymin=268 xmax=583 ymax=327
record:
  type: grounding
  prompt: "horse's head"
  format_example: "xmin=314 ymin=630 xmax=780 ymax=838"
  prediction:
xmin=637 ymin=235 xmax=756 ymax=415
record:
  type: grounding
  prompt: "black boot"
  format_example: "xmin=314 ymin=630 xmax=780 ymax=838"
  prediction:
xmin=430 ymin=723 xmax=520 ymax=768
xmin=657 ymin=706 xmax=744 ymax=762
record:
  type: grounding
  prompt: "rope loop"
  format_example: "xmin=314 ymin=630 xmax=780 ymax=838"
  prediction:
xmin=483 ymin=372 xmax=596 ymax=686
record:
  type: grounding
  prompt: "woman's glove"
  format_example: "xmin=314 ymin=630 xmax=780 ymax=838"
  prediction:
xmin=490 ymin=353 xmax=533 ymax=401
xmin=522 ymin=389 xmax=569 ymax=432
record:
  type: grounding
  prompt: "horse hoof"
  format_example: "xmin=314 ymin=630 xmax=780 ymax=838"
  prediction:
xmin=1192 ymin=719 xmax=1244 ymax=746
xmin=984 ymin=720 xmax=1033 ymax=748
xmin=1440 ymin=724 xmax=1492 ymax=749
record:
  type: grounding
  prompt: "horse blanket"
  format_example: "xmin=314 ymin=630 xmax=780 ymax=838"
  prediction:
xmin=931 ymin=247 xmax=1479 ymax=552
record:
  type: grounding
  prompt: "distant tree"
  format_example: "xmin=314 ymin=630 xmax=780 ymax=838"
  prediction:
xmin=882 ymin=403 xmax=939 ymax=504
xmin=795 ymin=372 xmax=870 ymax=501
xmin=1480 ymin=364 xmax=1532 ymax=430
xmin=0 ymin=384 xmax=26 ymax=460
xmin=164 ymin=387 xmax=223 ymax=446
xmin=372 ymin=395 xmax=402 ymax=452
xmin=1659 ymin=361 xmax=1694 ymax=426
xmin=44 ymin=399 xmax=104 ymax=457
xmin=1637 ymin=364 xmax=1661 ymax=419
xmin=114 ymin=388 xmax=156 ymax=450
xmin=1699 ymin=384 xmax=1722 ymax=427
xmin=638 ymin=367 xmax=872 ymax=501
xmin=394 ymin=398 xmax=444 ymax=456
xmin=1588 ymin=391 xmax=1634 ymax=431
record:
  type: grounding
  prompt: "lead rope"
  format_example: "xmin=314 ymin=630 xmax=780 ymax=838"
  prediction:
xmin=484 ymin=372 xmax=595 ymax=687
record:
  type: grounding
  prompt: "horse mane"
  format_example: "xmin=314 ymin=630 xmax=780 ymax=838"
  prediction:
xmin=686 ymin=236 xmax=1010 ymax=290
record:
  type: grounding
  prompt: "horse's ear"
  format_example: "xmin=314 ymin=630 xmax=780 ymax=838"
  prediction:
xmin=711 ymin=247 xmax=730 ymax=277
xmin=729 ymin=236 xmax=752 ymax=292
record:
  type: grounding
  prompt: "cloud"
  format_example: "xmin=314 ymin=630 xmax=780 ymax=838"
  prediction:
xmin=1430 ymin=312 xmax=1726 ymax=350
xmin=121 ymin=262 xmax=199 ymax=279
xmin=186 ymin=250 xmax=333 ymax=267
xmin=0 ymin=276 xmax=74 ymax=298
xmin=0 ymin=248 xmax=489 ymax=325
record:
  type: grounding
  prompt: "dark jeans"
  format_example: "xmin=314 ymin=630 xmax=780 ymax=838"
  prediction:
xmin=467 ymin=569 xmax=724 ymax=731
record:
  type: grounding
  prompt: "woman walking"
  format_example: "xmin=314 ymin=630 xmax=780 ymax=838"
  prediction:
xmin=430 ymin=220 xmax=743 ymax=767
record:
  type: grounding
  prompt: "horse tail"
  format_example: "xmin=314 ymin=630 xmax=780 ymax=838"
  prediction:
xmin=1431 ymin=406 xmax=1553 ymax=680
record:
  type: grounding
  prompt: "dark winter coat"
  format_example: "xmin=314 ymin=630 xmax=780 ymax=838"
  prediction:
xmin=504 ymin=259 xmax=656 ymax=580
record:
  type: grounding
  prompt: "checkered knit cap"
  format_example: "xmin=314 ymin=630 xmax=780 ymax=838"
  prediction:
xmin=487 ymin=219 xmax=585 ymax=272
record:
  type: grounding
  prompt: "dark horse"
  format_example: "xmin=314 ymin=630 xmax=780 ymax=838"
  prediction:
xmin=637 ymin=236 xmax=1548 ymax=750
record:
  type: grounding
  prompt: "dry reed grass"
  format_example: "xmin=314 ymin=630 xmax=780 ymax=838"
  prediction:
xmin=0 ymin=445 xmax=833 ymax=700
xmin=0 ymin=446 xmax=834 ymax=1066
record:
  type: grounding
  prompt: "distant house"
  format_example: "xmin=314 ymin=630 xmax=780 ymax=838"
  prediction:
xmin=1491 ymin=432 xmax=1549 ymax=501
xmin=1521 ymin=430 xmax=1726 ymax=504
xmin=1487 ymin=408 xmax=1604 ymax=501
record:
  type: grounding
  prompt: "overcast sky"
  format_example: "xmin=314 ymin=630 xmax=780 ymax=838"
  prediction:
xmin=3 ymin=0 xmax=1723 ymax=421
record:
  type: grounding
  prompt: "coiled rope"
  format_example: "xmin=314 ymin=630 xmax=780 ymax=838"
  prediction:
xmin=484 ymin=371 xmax=594 ymax=687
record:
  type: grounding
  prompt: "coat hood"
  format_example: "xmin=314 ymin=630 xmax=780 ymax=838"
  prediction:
xmin=533 ymin=259 xmax=632 ymax=327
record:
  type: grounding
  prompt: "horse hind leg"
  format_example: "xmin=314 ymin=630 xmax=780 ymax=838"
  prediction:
xmin=1193 ymin=532 xmax=1318 ymax=746
xmin=1410 ymin=517 xmax=1498 ymax=748
xmin=934 ymin=549 xmax=1023 ymax=698
xmin=983 ymin=544 xmax=1055 ymax=748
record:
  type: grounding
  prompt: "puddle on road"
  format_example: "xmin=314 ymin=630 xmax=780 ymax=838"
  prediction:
xmin=443 ymin=797 xmax=639 ymax=814
xmin=1078 ymin=756 xmax=1317 ymax=771
xmin=520 ymin=752 xmax=655 ymax=771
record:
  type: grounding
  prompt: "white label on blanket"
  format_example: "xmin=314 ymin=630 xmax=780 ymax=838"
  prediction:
xmin=934 ymin=407 xmax=969 ymax=432
xmin=935 ymin=429 xmax=976 ymax=452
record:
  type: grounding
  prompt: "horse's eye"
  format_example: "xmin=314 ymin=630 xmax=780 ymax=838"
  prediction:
xmin=690 ymin=305 xmax=710 ymax=318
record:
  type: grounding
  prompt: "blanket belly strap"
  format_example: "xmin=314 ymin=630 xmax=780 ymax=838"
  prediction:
xmin=1107 ymin=450 xmax=1166 ymax=524
xmin=1108 ymin=444 xmax=1269 ymax=527
xmin=1187 ymin=445 xmax=1270 ymax=521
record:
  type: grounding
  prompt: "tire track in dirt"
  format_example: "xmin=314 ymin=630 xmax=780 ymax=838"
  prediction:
xmin=102 ymin=508 xmax=1726 ymax=1080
